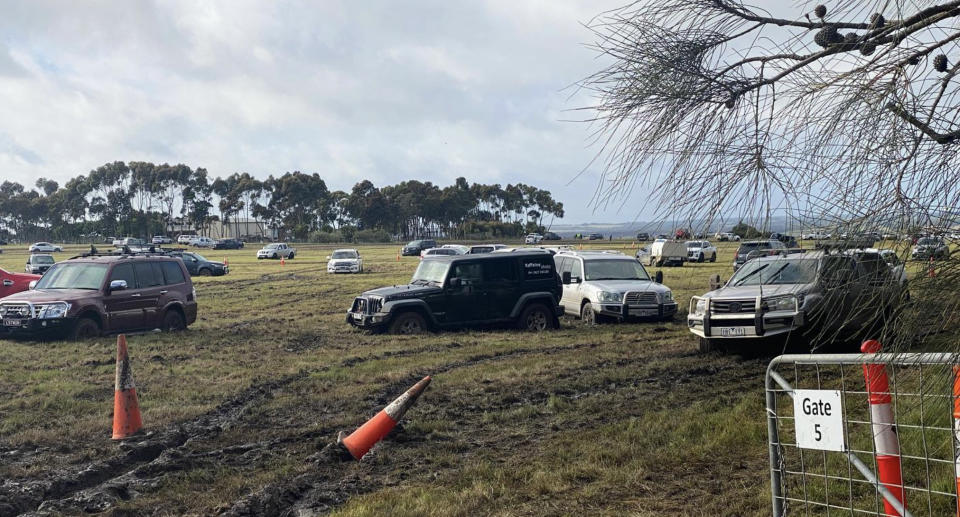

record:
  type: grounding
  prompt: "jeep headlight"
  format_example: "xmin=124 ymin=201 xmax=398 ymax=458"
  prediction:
xmin=37 ymin=302 xmax=70 ymax=319
xmin=660 ymin=291 xmax=673 ymax=302
xmin=597 ymin=291 xmax=623 ymax=303
xmin=766 ymin=295 xmax=797 ymax=312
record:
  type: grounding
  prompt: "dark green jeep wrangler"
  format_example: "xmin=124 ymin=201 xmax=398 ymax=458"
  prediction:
xmin=347 ymin=251 xmax=562 ymax=334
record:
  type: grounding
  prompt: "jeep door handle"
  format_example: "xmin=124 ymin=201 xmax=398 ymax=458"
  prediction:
xmin=2 ymin=280 xmax=12 ymax=287
xmin=160 ymin=290 xmax=168 ymax=294
xmin=130 ymin=293 xmax=141 ymax=297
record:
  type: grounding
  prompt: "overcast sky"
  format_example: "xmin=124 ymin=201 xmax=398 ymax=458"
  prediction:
xmin=0 ymin=0 xmax=637 ymax=223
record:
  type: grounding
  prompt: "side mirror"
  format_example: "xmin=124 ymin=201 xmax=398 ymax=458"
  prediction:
xmin=449 ymin=278 xmax=462 ymax=288
xmin=654 ymin=271 xmax=663 ymax=284
xmin=709 ymin=274 xmax=722 ymax=290
xmin=109 ymin=279 xmax=127 ymax=292
xmin=28 ymin=280 xmax=37 ymax=290
xmin=562 ymin=271 xmax=572 ymax=284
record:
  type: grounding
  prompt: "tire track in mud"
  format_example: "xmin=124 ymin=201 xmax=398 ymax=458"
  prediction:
xmin=1 ymin=340 xmax=598 ymax=516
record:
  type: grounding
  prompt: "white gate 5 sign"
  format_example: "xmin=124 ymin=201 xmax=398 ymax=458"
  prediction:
xmin=793 ymin=389 xmax=844 ymax=452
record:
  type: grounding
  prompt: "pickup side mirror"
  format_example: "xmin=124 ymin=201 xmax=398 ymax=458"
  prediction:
xmin=562 ymin=271 xmax=572 ymax=284
xmin=109 ymin=279 xmax=127 ymax=292
xmin=654 ymin=271 xmax=663 ymax=284
xmin=449 ymin=277 xmax=462 ymax=288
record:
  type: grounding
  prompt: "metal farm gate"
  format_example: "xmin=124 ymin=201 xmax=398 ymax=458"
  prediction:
xmin=766 ymin=349 xmax=960 ymax=516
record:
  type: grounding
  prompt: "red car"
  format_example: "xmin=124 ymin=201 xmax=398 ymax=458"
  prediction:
xmin=0 ymin=267 xmax=41 ymax=299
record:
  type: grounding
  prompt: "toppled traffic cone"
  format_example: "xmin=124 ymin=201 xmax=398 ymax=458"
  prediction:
xmin=337 ymin=376 xmax=431 ymax=460
xmin=112 ymin=334 xmax=143 ymax=440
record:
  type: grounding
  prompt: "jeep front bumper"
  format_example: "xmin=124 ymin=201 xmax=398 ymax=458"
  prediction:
xmin=687 ymin=296 xmax=804 ymax=339
xmin=597 ymin=301 xmax=678 ymax=320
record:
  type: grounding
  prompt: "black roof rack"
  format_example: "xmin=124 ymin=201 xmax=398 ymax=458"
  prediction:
xmin=69 ymin=245 xmax=186 ymax=260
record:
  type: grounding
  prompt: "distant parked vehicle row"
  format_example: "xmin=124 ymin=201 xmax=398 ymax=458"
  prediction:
xmin=911 ymin=236 xmax=949 ymax=260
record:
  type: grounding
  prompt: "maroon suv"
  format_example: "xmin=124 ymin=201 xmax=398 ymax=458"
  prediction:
xmin=0 ymin=254 xmax=198 ymax=339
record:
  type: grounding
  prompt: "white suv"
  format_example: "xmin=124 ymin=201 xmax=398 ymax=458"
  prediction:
xmin=555 ymin=250 xmax=677 ymax=323
xmin=177 ymin=234 xmax=198 ymax=245
xmin=327 ymin=248 xmax=363 ymax=273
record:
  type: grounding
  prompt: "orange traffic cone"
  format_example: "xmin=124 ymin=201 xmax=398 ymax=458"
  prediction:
xmin=952 ymin=366 xmax=960 ymax=517
xmin=112 ymin=334 xmax=143 ymax=440
xmin=280 ymin=256 xmax=286 ymax=267
xmin=397 ymin=248 xmax=401 ymax=262
xmin=223 ymin=256 xmax=228 ymax=266
xmin=338 ymin=376 xmax=431 ymax=460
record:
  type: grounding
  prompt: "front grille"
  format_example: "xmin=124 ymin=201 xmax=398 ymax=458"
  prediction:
xmin=351 ymin=297 xmax=382 ymax=314
xmin=0 ymin=303 xmax=32 ymax=318
xmin=624 ymin=292 xmax=658 ymax=305
xmin=711 ymin=299 xmax=757 ymax=313
xmin=335 ymin=261 xmax=353 ymax=267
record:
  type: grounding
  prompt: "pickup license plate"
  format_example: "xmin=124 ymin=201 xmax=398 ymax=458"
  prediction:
xmin=3 ymin=318 xmax=22 ymax=327
xmin=629 ymin=308 xmax=658 ymax=317
xmin=718 ymin=327 xmax=746 ymax=337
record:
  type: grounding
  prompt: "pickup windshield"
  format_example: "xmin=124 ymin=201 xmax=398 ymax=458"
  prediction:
xmin=729 ymin=258 xmax=817 ymax=286
xmin=411 ymin=260 xmax=449 ymax=285
xmin=35 ymin=263 xmax=108 ymax=290
xmin=584 ymin=259 xmax=650 ymax=281
xmin=332 ymin=251 xmax=358 ymax=259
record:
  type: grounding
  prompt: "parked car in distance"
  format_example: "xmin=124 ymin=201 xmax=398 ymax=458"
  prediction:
xmin=524 ymin=233 xmax=544 ymax=244
xmin=733 ymin=239 xmax=788 ymax=271
xmin=856 ymin=248 xmax=907 ymax=286
xmin=257 ymin=243 xmax=296 ymax=259
xmin=542 ymin=232 xmax=562 ymax=241
xmin=177 ymin=234 xmax=198 ymax=245
xmin=555 ymin=250 xmax=676 ymax=323
xmin=0 ymin=254 xmax=198 ymax=339
xmin=588 ymin=233 xmax=604 ymax=240
xmin=166 ymin=251 xmax=228 ymax=276
xmin=151 ymin=235 xmax=173 ymax=244
xmin=636 ymin=232 xmax=650 ymax=241
xmin=401 ymin=239 xmax=437 ymax=256
xmin=29 ymin=242 xmax=63 ymax=253
xmin=113 ymin=237 xmax=145 ymax=248
xmin=327 ymin=249 xmax=363 ymax=273
xmin=715 ymin=232 xmax=741 ymax=242
xmin=468 ymin=244 xmax=507 ymax=254
xmin=441 ymin=244 xmax=470 ymax=254
xmin=422 ymin=247 xmax=461 ymax=258
xmin=213 ymin=238 xmax=244 ymax=250
xmin=347 ymin=251 xmax=562 ymax=334
xmin=0 ymin=267 xmax=41 ymax=298
xmin=685 ymin=241 xmax=717 ymax=263
xmin=192 ymin=236 xmax=216 ymax=248
xmin=911 ymin=236 xmax=949 ymax=260
xmin=25 ymin=254 xmax=55 ymax=274
xmin=689 ymin=250 xmax=904 ymax=351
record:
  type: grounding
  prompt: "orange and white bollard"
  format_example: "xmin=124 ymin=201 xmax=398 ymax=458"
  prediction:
xmin=338 ymin=376 xmax=431 ymax=460
xmin=929 ymin=256 xmax=936 ymax=278
xmin=861 ymin=339 xmax=906 ymax=516
xmin=223 ymin=256 xmax=228 ymax=266
xmin=112 ymin=334 xmax=143 ymax=440
xmin=280 ymin=256 xmax=285 ymax=267
xmin=953 ymin=365 xmax=960 ymax=517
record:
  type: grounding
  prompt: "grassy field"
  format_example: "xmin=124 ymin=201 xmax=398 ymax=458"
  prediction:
xmin=0 ymin=240 xmax=930 ymax=516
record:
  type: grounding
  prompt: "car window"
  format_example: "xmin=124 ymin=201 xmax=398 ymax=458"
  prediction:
xmin=150 ymin=262 xmax=166 ymax=286
xmin=452 ymin=263 xmax=483 ymax=284
xmin=729 ymin=258 xmax=818 ymax=286
xmin=555 ymin=257 xmax=569 ymax=275
xmin=483 ymin=259 xmax=517 ymax=282
xmin=584 ymin=259 xmax=649 ymax=281
xmin=35 ymin=263 xmax=107 ymax=290
xmin=161 ymin=261 xmax=186 ymax=285
xmin=134 ymin=262 xmax=163 ymax=288
xmin=570 ymin=259 xmax=583 ymax=279
xmin=109 ymin=263 xmax=136 ymax=288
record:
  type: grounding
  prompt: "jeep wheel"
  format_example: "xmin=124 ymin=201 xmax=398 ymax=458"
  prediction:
xmin=162 ymin=310 xmax=186 ymax=331
xmin=581 ymin=303 xmax=599 ymax=325
xmin=518 ymin=303 xmax=554 ymax=331
xmin=71 ymin=317 xmax=101 ymax=340
xmin=389 ymin=312 xmax=426 ymax=335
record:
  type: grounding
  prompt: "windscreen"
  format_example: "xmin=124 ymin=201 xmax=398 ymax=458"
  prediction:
xmin=686 ymin=242 xmax=701 ymax=248
xmin=917 ymin=237 xmax=940 ymax=245
xmin=35 ymin=256 xmax=55 ymax=264
xmin=35 ymin=263 xmax=108 ymax=290
xmin=728 ymin=258 xmax=818 ymax=286
xmin=332 ymin=251 xmax=357 ymax=259
xmin=411 ymin=260 xmax=449 ymax=285
xmin=584 ymin=259 xmax=650 ymax=281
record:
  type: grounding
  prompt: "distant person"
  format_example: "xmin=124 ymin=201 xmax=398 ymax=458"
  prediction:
xmin=609 ymin=234 xmax=612 ymax=241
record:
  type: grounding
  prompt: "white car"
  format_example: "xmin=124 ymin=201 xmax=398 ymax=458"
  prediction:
xmin=715 ymin=232 xmax=741 ymax=242
xmin=151 ymin=235 xmax=173 ymax=244
xmin=685 ymin=240 xmax=717 ymax=263
xmin=257 ymin=243 xmax=296 ymax=259
xmin=28 ymin=242 xmax=62 ymax=253
xmin=524 ymin=233 xmax=544 ymax=244
xmin=327 ymin=248 xmax=363 ymax=273
xmin=177 ymin=234 xmax=198 ymax=245
xmin=555 ymin=250 xmax=677 ymax=323
xmin=192 ymin=236 xmax=216 ymax=248
xmin=421 ymin=247 xmax=462 ymax=258
xmin=441 ymin=244 xmax=470 ymax=254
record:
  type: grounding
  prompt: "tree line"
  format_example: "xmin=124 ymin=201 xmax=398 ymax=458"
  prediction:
xmin=0 ymin=161 xmax=564 ymax=242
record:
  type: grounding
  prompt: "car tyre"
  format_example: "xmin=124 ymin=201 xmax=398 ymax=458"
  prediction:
xmin=697 ymin=253 xmax=704 ymax=263
xmin=70 ymin=317 xmax=100 ymax=340
xmin=518 ymin=303 xmax=555 ymax=331
xmin=199 ymin=268 xmax=212 ymax=276
xmin=581 ymin=302 xmax=600 ymax=325
xmin=288 ymin=253 xmax=294 ymax=260
xmin=389 ymin=311 xmax=427 ymax=335
xmin=162 ymin=309 xmax=186 ymax=331
xmin=698 ymin=337 xmax=718 ymax=353
xmin=710 ymin=253 xmax=716 ymax=262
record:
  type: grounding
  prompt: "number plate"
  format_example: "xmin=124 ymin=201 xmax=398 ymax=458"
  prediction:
xmin=629 ymin=308 xmax=658 ymax=317
xmin=351 ymin=312 xmax=364 ymax=321
xmin=718 ymin=327 xmax=746 ymax=337
xmin=3 ymin=318 xmax=22 ymax=327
